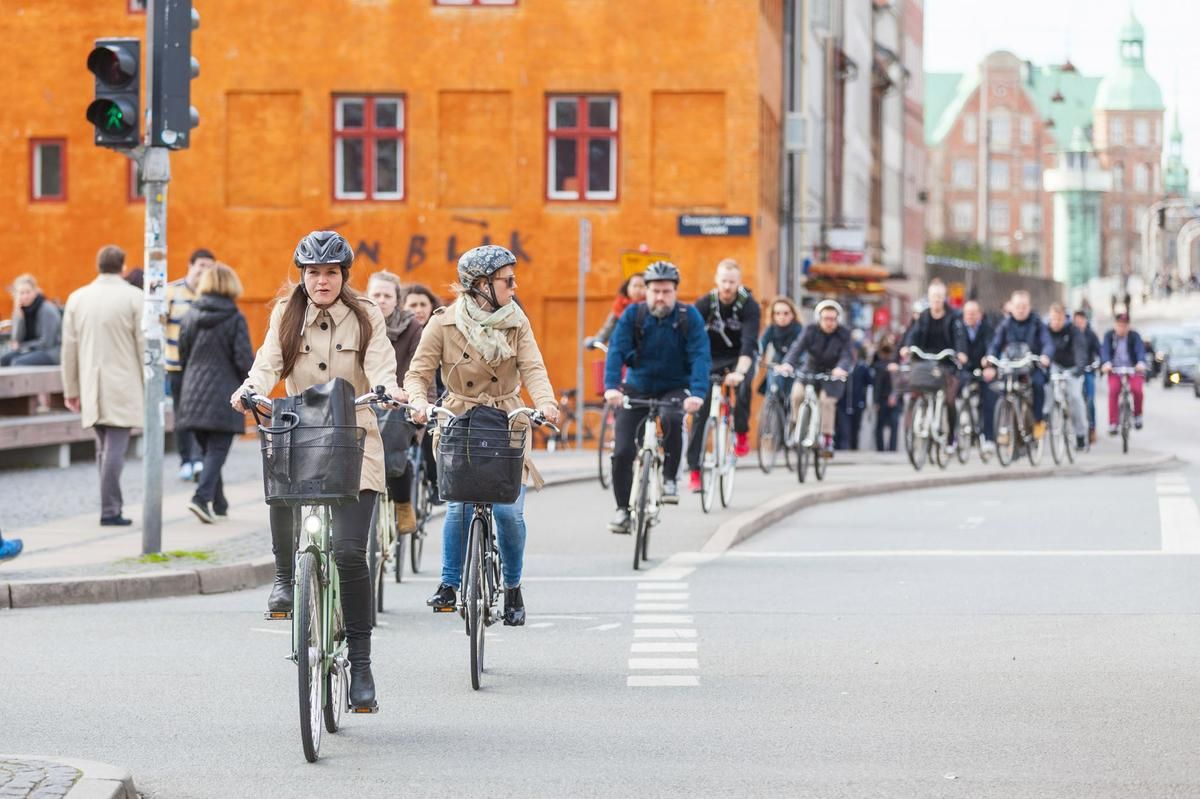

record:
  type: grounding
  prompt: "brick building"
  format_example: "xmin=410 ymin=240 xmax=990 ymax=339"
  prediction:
xmin=2 ymin=0 xmax=793 ymax=392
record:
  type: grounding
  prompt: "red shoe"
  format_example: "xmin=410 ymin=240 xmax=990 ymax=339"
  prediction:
xmin=688 ymin=470 xmax=702 ymax=493
xmin=734 ymin=432 xmax=750 ymax=458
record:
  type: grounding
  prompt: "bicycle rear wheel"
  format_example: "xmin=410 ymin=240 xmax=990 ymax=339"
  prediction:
xmin=719 ymin=420 xmax=736 ymax=507
xmin=994 ymin=398 xmax=1016 ymax=467
xmin=598 ymin=407 xmax=615 ymax=489
xmin=794 ymin=403 xmax=811 ymax=483
xmin=756 ymin=399 xmax=785 ymax=474
xmin=633 ymin=451 xmax=652 ymax=570
xmin=296 ymin=552 xmax=322 ymax=763
xmin=466 ymin=517 xmax=486 ymax=690
xmin=699 ymin=419 xmax=718 ymax=513
xmin=1048 ymin=403 xmax=1066 ymax=465
xmin=813 ymin=438 xmax=828 ymax=481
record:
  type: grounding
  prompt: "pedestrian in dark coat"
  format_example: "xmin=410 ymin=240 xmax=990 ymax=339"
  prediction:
xmin=178 ymin=264 xmax=254 ymax=523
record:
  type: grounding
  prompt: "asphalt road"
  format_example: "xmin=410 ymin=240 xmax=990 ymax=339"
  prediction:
xmin=1 ymin=380 xmax=1198 ymax=797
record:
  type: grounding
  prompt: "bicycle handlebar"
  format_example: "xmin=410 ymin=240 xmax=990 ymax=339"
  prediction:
xmin=621 ymin=396 xmax=684 ymax=410
xmin=908 ymin=346 xmax=957 ymax=361
xmin=984 ymin=353 xmax=1039 ymax=370
xmin=1110 ymin=366 xmax=1139 ymax=375
xmin=796 ymin=371 xmax=847 ymax=382
xmin=586 ymin=340 xmax=609 ymax=353
xmin=429 ymin=405 xmax=560 ymax=434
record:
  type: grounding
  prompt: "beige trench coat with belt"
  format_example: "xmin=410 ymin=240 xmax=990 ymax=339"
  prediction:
xmin=240 ymin=295 xmax=401 ymax=494
xmin=60 ymin=273 xmax=146 ymax=429
xmin=403 ymin=302 xmax=556 ymax=488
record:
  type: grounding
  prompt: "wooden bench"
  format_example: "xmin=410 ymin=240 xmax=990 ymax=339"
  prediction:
xmin=0 ymin=366 xmax=173 ymax=469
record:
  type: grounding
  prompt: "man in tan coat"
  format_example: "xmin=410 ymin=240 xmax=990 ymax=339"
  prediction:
xmin=62 ymin=245 xmax=145 ymax=526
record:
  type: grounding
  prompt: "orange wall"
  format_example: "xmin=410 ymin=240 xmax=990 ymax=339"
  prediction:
xmin=2 ymin=0 xmax=783 ymax=393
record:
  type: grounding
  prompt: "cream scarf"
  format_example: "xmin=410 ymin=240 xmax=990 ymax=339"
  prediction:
xmin=453 ymin=295 xmax=526 ymax=366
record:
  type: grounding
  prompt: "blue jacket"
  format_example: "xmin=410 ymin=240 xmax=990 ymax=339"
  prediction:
xmin=989 ymin=314 xmax=1054 ymax=360
xmin=1100 ymin=330 xmax=1148 ymax=367
xmin=605 ymin=302 xmax=712 ymax=397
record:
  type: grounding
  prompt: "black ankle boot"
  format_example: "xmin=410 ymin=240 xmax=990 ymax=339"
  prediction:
xmin=347 ymin=638 xmax=377 ymax=710
xmin=267 ymin=507 xmax=294 ymax=613
xmin=503 ymin=586 xmax=526 ymax=627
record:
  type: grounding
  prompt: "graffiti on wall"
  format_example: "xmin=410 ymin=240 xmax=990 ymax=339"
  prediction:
xmin=324 ymin=216 xmax=532 ymax=273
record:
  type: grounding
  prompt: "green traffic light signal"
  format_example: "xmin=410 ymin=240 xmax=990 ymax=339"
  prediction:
xmin=105 ymin=105 xmax=124 ymax=130
xmin=87 ymin=38 xmax=140 ymax=148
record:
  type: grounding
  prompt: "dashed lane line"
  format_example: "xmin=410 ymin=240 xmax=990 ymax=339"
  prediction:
xmin=1156 ymin=472 xmax=1200 ymax=553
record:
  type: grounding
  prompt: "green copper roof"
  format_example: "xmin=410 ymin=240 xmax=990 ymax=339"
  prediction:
xmin=1026 ymin=65 xmax=1101 ymax=144
xmin=925 ymin=71 xmax=975 ymax=145
xmin=1094 ymin=10 xmax=1163 ymax=110
xmin=1165 ymin=110 xmax=1189 ymax=195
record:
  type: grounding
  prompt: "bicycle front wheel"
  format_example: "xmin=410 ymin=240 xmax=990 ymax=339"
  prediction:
xmin=955 ymin=402 xmax=972 ymax=465
xmin=1048 ymin=403 xmax=1066 ymax=465
xmin=633 ymin=450 xmax=652 ymax=570
xmin=296 ymin=553 xmax=323 ymax=763
xmin=367 ymin=505 xmax=382 ymax=626
xmin=699 ymin=419 xmax=718 ymax=513
xmin=905 ymin=396 xmax=928 ymax=471
xmin=466 ymin=517 xmax=486 ymax=690
xmin=932 ymin=399 xmax=951 ymax=470
xmin=994 ymin=398 xmax=1016 ymax=467
xmin=1026 ymin=402 xmax=1043 ymax=467
xmin=410 ymin=460 xmax=429 ymax=575
xmin=598 ymin=407 xmax=615 ymax=489
xmin=756 ymin=400 xmax=785 ymax=474
xmin=794 ymin=402 xmax=812 ymax=483
xmin=719 ymin=421 xmax=736 ymax=507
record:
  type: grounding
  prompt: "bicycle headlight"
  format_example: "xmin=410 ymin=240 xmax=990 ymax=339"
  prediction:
xmin=303 ymin=514 xmax=323 ymax=536
xmin=1170 ymin=371 xmax=1181 ymax=384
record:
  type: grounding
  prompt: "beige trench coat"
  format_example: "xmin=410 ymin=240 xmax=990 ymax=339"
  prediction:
xmin=403 ymin=302 xmax=556 ymax=488
xmin=60 ymin=274 xmax=145 ymax=429
xmin=241 ymin=296 xmax=401 ymax=494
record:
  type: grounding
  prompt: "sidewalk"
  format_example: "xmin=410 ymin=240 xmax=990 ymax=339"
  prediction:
xmin=0 ymin=438 xmax=1175 ymax=609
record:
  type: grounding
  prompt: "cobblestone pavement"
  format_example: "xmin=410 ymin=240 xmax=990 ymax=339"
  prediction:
xmin=0 ymin=759 xmax=80 ymax=798
xmin=1 ymin=436 xmax=263 ymax=531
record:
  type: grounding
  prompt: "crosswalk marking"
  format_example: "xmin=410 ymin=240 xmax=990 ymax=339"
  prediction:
xmin=627 ymin=675 xmax=700 ymax=687
xmin=636 ymin=592 xmax=690 ymax=602
xmin=633 ymin=614 xmax=694 ymax=624
xmin=631 ymin=642 xmax=698 ymax=653
xmin=1156 ymin=473 xmax=1200 ymax=553
xmin=634 ymin=628 xmax=697 ymax=639
xmin=628 ymin=658 xmax=699 ymax=670
xmin=633 ymin=602 xmax=689 ymax=612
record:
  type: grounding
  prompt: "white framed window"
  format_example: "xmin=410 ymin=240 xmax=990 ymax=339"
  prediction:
xmin=1022 ymin=161 xmax=1040 ymax=190
xmin=1109 ymin=205 xmax=1123 ymax=230
xmin=1109 ymin=118 xmax=1125 ymax=146
xmin=333 ymin=95 xmax=405 ymax=201
xmin=989 ymin=201 xmax=1010 ymax=232
xmin=30 ymin=139 xmax=66 ymax=202
xmin=951 ymin=202 xmax=974 ymax=233
xmin=1134 ymin=118 xmax=1150 ymax=147
xmin=1134 ymin=163 xmax=1149 ymax=192
xmin=1020 ymin=202 xmax=1041 ymax=232
xmin=1020 ymin=116 xmax=1034 ymax=145
xmin=989 ymin=160 xmax=1009 ymax=190
xmin=547 ymin=95 xmax=619 ymax=201
xmin=989 ymin=109 xmax=1011 ymax=151
xmin=1112 ymin=161 xmax=1124 ymax=190
xmin=952 ymin=158 xmax=974 ymax=188
xmin=963 ymin=115 xmax=977 ymax=144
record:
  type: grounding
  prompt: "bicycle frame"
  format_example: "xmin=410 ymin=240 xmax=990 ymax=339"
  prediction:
xmin=292 ymin=504 xmax=344 ymax=708
xmin=628 ymin=405 xmax=664 ymax=527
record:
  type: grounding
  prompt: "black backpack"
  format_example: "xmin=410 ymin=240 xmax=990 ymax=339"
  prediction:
xmin=629 ymin=302 xmax=691 ymax=368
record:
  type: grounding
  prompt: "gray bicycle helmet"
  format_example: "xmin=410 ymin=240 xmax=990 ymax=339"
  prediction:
xmin=294 ymin=230 xmax=355 ymax=270
xmin=458 ymin=244 xmax=517 ymax=310
xmin=643 ymin=260 xmax=681 ymax=285
xmin=814 ymin=299 xmax=844 ymax=320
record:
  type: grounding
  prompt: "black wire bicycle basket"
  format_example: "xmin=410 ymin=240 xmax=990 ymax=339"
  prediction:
xmin=906 ymin=362 xmax=949 ymax=394
xmin=258 ymin=422 xmax=366 ymax=507
xmin=436 ymin=406 xmax=527 ymax=505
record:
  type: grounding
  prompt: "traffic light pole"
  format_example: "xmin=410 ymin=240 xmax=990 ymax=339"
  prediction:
xmin=139 ymin=146 xmax=170 ymax=555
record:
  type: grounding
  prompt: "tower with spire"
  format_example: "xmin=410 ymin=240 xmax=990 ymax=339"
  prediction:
xmin=1165 ymin=110 xmax=1190 ymax=197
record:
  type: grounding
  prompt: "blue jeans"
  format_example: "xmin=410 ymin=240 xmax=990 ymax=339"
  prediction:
xmin=1082 ymin=372 xmax=1097 ymax=431
xmin=441 ymin=486 xmax=527 ymax=589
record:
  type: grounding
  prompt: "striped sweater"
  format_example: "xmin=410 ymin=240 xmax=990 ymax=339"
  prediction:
xmin=164 ymin=278 xmax=196 ymax=371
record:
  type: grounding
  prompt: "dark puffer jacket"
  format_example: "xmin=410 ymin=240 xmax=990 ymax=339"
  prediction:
xmin=178 ymin=294 xmax=254 ymax=433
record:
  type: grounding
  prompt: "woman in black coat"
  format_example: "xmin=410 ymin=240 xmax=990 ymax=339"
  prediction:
xmin=178 ymin=264 xmax=254 ymax=523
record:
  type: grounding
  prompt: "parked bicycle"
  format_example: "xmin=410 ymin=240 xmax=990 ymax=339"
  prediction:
xmin=1111 ymin=366 xmax=1138 ymax=454
xmin=241 ymin=385 xmax=398 ymax=763
xmin=899 ymin=346 xmax=957 ymax=471
xmin=620 ymin=395 xmax=683 ymax=570
xmin=589 ymin=341 xmax=616 ymax=489
xmin=756 ymin=365 xmax=793 ymax=474
xmin=789 ymin=371 xmax=845 ymax=483
xmin=986 ymin=349 xmax=1044 ymax=468
xmin=428 ymin=404 xmax=555 ymax=690
xmin=954 ymin=368 xmax=992 ymax=464
xmin=697 ymin=374 xmax=737 ymax=512
xmin=405 ymin=419 xmax=436 ymax=576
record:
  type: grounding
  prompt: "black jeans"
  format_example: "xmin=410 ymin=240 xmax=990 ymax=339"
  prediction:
xmin=270 ymin=490 xmax=377 ymax=641
xmin=874 ymin=404 xmax=900 ymax=451
xmin=612 ymin=388 xmax=688 ymax=510
xmin=191 ymin=430 xmax=233 ymax=513
xmin=686 ymin=363 xmax=754 ymax=471
xmin=167 ymin=371 xmax=197 ymax=465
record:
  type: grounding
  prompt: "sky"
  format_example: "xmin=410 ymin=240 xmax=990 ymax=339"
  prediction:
xmin=924 ymin=0 xmax=1198 ymax=183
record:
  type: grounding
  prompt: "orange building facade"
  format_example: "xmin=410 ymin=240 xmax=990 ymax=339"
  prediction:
xmin=2 ymin=0 xmax=788 ymax=393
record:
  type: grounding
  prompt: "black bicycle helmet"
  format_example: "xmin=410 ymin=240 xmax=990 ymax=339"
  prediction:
xmin=458 ymin=245 xmax=517 ymax=310
xmin=294 ymin=230 xmax=355 ymax=270
xmin=643 ymin=260 xmax=681 ymax=285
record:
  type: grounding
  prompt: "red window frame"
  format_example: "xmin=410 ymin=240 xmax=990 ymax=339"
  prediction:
xmin=433 ymin=0 xmax=517 ymax=6
xmin=331 ymin=94 xmax=406 ymax=202
xmin=545 ymin=95 xmax=619 ymax=202
xmin=29 ymin=139 xmax=67 ymax=203
xmin=128 ymin=159 xmax=145 ymax=203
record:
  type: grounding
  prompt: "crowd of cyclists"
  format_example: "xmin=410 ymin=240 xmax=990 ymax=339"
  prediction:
xmin=227 ymin=231 xmax=1152 ymax=718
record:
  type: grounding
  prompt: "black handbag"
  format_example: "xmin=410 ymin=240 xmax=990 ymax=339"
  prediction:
xmin=376 ymin=406 xmax=418 ymax=478
xmin=437 ymin=405 xmax=526 ymax=505
xmin=259 ymin=378 xmax=365 ymax=506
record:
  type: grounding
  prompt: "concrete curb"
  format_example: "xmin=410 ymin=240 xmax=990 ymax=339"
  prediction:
xmin=1 ymin=754 xmax=137 ymax=799
xmin=700 ymin=452 xmax=1184 ymax=555
xmin=0 ymin=457 xmax=1179 ymax=609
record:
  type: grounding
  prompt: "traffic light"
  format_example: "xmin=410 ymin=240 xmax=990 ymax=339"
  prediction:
xmin=150 ymin=0 xmax=199 ymax=149
xmin=86 ymin=38 xmax=141 ymax=149
xmin=1157 ymin=207 xmax=1167 ymax=229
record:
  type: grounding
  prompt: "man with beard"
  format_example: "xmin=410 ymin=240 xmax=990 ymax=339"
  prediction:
xmin=603 ymin=261 xmax=710 ymax=534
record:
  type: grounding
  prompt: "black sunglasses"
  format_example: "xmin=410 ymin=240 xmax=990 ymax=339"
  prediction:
xmin=491 ymin=275 xmax=517 ymax=289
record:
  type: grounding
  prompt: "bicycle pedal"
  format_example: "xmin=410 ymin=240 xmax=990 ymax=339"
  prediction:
xmin=263 ymin=611 xmax=292 ymax=621
xmin=349 ymin=704 xmax=379 ymax=714
xmin=431 ymin=606 xmax=456 ymax=613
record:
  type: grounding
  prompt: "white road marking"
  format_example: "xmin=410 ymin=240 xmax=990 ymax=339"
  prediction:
xmin=638 ymin=582 xmax=688 ymax=591
xmin=634 ymin=603 xmax=689 ymax=612
xmin=633 ymin=614 xmax=695 ymax=624
xmin=527 ymin=622 xmax=554 ymax=629
xmin=1156 ymin=485 xmax=1192 ymax=496
xmin=1157 ymin=473 xmax=1188 ymax=485
xmin=631 ymin=642 xmax=698 ymax=653
xmin=1159 ymin=495 xmax=1200 ymax=553
xmin=640 ymin=588 xmax=689 ymax=601
xmin=527 ymin=614 xmax=598 ymax=620
xmin=628 ymin=658 xmax=699 ymax=670
xmin=634 ymin=628 xmax=697 ymax=639
xmin=627 ymin=675 xmax=699 ymax=687
xmin=251 ymin=628 xmax=290 ymax=636
xmin=588 ymin=623 xmax=622 ymax=632
xmin=638 ymin=567 xmax=695 ymax=581
xmin=724 ymin=549 xmax=1168 ymax=558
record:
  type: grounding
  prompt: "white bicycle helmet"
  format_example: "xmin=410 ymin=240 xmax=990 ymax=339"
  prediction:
xmin=813 ymin=299 xmax=844 ymax=320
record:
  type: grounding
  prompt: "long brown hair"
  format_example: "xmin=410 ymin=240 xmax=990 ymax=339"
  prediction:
xmin=276 ymin=273 xmax=372 ymax=381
